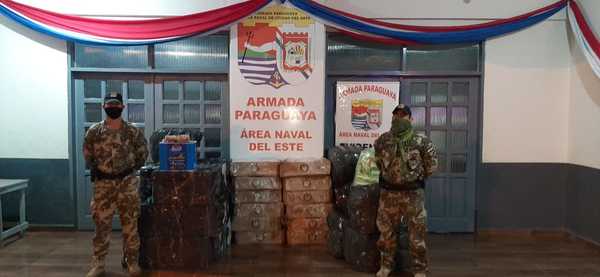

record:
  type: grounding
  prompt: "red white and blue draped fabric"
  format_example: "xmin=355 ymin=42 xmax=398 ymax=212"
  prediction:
xmin=0 ymin=0 xmax=599 ymax=78
xmin=288 ymin=0 xmax=568 ymax=44
xmin=0 ymin=0 xmax=271 ymax=45
xmin=568 ymin=1 xmax=600 ymax=78
xmin=0 ymin=0 xmax=569 ymax=46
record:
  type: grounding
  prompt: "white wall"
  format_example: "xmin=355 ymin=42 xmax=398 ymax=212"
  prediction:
xmin=567 ymin=0 xmax=600 ymax=170
xmin=482 ymin=20 xmax=570 ymax=163
xmin=0 ymin=0 xmax=575 ymax=163
xmin=0 ymin=16 xmax=68 ymax=159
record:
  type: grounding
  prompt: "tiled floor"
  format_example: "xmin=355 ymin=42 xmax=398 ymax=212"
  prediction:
xmin=1 ymin=231 xmax=600 ymax=277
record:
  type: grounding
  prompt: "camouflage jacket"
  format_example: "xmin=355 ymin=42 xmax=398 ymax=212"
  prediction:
xmin=374 ymin=131 xmax=438 ymax=189
xmin=83 ymin=119 xmax=148 ymax=174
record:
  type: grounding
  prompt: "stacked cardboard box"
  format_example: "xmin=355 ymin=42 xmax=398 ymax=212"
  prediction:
xmin=231 ymin=161 xmax=285 ymax=244
xmin=281 ymin=158 xmax=333 ymax=245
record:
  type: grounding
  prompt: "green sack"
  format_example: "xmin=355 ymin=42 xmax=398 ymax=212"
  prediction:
xmin=353 ymin=148 xmax=380 ymax=186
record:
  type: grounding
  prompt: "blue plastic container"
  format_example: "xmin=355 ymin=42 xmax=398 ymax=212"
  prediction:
xmin=159 ymin=142 xmax=197 ymax=171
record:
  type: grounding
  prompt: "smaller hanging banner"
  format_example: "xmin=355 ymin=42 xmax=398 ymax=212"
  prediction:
xmin=335 ymin=81 xmax=400 ymax=148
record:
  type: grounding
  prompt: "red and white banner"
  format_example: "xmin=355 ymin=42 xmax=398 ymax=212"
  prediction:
xmin=229 ymin=3 xmax=325 ymax=161
xmin=569 ymin=1 xmax=600 ymax=79
xmin=335 ymin=81 xmax=400 ymax=149
xmin=0 ymin=0 xmax=270 ymax=45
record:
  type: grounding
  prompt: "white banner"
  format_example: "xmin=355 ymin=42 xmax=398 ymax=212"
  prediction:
xmin=229 ymin=3 xmax=325 ymax=161
xmin=335 ymin=81 xmax=400 ymax=148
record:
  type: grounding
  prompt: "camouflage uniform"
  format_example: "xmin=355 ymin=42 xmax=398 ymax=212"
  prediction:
xmin=374 ymin=130 xmax=437 ymax=273
xmin=83 ymin=119 xmax=148 ymax=264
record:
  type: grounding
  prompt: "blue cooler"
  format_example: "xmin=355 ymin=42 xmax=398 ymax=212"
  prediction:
xmin=159 ymin=141 xmax=197 ymax=171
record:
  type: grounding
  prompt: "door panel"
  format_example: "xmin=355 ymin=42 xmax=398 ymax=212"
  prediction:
xmin=75 ymin=75 xmax=154 ymax=230
xmin=401 ymin=78 xmax=479 ymax=232
xmin=154 ymin=76 xmax=228 ymax=160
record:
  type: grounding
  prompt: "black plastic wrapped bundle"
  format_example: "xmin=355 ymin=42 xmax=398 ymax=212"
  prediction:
xmin=139 ymin=165 xmax=156 ymax=205
xmin=328 ymin=145 xmax=363 ymax=214
xmin=342 ymin=145 xmax=363 ymax=182
xmin=326 ymin=210 xmax=346 ymax=259
xmin=327 ymin=145 xmax=362 ymax=188
xmin=333 ymin=184 xmax=349 ymax=213
xmin=139 ymin=161 xmax=230 ymax=270
xmin=342 ymin=224 xmax=410 ymax=273
xmin=343 ymin=146 xmax=364 ymax=185
xmin=343 ymin=145 xmax=363 ymax=162
xmin=347 ymin=184 xmax=380 ymax=235
xmin=343 ymin=224 xmax=380 ymax=273
xmin=139 ymin=236 xmax=222 ymax=269
xmin=343 ymin=181 xmax=411 ymax=273
xmin=327 ymin=146 xmax=346 ymax=188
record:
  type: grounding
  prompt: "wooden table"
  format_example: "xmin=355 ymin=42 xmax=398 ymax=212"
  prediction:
xmin=0 ymin=179 xmax=29 ymax=247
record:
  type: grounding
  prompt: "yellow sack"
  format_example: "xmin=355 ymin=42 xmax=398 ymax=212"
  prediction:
xmin=353 ymin=148 xmax=380 ymax=186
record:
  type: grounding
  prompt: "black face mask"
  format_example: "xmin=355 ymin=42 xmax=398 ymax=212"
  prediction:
xmin=104 ymin=107 xmax=123 ymax=119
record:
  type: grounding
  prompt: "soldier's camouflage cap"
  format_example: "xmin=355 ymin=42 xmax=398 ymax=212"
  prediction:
xmin=104 ymin=92 xmax=123 ymax=105
xmin=392 ymin=104 xmax=412 ymax=117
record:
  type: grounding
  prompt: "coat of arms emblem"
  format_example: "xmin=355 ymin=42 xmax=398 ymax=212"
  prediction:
xmin=237 ymin=6 xmax=314 ymax=89
xmin=283 ymin=32 xmax=310 ymax=73
xmin=351 ymin=99 xmax=383 ymax=131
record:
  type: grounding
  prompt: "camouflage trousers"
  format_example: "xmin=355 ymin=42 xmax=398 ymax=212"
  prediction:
xmin=91 ymin=175 xmax=141 ymax=263
xmin=376 ymin=188 xmax=428 ymax=273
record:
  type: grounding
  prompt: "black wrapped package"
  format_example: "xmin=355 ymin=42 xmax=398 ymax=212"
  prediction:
xmin=139 ymin=204 xmax=224 ymax=241
xmin=343 ymin=145 xmax=363 ymax=161
xmin=326 ymin=210 xmax=346 ymax=259
xmin=327 ymin=145 xmax=362 ymax=189
xmin=329 ymin=144 xmax=361 ymax=214
xmin=347 ymin=184 xmax=380 ymax=235
xmin=333 ymin=184 xmax=349 ymax=213
xmin=151 ymin=165 xmax=224 ymax=207
xmin=343 ymin=225 xmax=380 ymax=273
xmin=139 ymin=165 xmax=156 ymax=205
xmin=140 ymin=235 xmax=226 ymax=270
xmin=139 ymin=162 xmax=231 ymax=270
xmin=327 ymin=146 xmax=346 ymax=188
xmin=340 ymin=224 xmax=411 ymax=273
xmin=342 ymin=145 xmax=363 ymax=181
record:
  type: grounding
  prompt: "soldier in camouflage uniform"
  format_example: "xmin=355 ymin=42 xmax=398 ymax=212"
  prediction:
xmin=83 ymin=92 xmax=148 ymax=277
xmin=374 ymin=104 xmax=438 ymax=277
